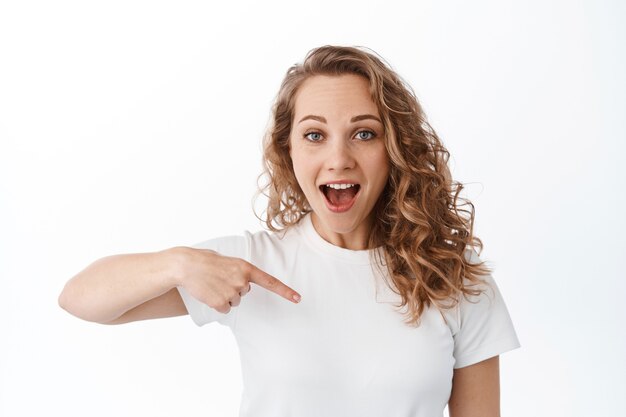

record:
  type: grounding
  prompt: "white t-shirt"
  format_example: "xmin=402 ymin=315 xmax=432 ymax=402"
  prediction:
xmin=177 ymin=212 xmax=520 ymax=417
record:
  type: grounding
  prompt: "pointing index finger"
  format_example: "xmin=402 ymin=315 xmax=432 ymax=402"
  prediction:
xmin=247 ymin=263 xmax=301 ymax=303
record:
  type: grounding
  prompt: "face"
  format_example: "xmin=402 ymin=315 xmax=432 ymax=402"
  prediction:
xmin=288 ymin=74 xmax=390 ymax=250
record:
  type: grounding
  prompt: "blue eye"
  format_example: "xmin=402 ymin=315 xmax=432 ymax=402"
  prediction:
xmin=303 ymin=130 xmax=376 ymax=142
xmin=304 ymin=132 xmax=323 ymax=142
xmin=356 ymin=130 xmax=375 ymax=140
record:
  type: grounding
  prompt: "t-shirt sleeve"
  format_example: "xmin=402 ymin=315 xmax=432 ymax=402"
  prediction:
xmin=449 ymin=248 xmax=521 ymax=369
xmin=176 ymin=233 xmax=250 ymax=328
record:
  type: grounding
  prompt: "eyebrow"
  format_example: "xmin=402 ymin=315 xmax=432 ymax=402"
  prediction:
xmin=297 ymin=114 xmax=382 ymax=124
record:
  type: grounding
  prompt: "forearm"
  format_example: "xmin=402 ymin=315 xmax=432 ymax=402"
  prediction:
xmin=58 ymin=248 xmax=182 ymax=323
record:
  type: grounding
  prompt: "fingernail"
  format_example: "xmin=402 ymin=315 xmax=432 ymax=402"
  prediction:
xmin=292 ymin=294 xmax=301 ymax=303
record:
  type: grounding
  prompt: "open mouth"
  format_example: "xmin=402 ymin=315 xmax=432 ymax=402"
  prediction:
xmin=319 ymin=183 xmax=361 ymax=213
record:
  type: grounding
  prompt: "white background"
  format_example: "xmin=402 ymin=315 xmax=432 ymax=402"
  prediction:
xmin=1 ymin=1 xmax=624 ymax=416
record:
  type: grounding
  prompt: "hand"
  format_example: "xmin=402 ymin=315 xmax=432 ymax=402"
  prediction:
xmin=173 ymin=247 xmax=301 ymax=314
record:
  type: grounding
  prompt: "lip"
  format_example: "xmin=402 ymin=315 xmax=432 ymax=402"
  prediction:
xmin=319 ymin=183 xmax=361 ymax=213
xmin=319 ymin=179 xmax=360 ymax=186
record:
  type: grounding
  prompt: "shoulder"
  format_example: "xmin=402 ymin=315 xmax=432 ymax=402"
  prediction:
xmin=462 ymin=247 xmax=497 ymax=299
xmin=191 ymin=222 xmax=302 ymax=261
xmin=191 ymin=234 xmax=248 ymax=259
xmin=442 ymin=248 xmax=521 ymax=368
xmin=439 ymin=247 xmax=500 ymax=334
xmin=246 ymin=220 xmax=304 ymax=249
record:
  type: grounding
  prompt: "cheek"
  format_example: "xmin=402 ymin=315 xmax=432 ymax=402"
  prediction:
xmin=290 ymin=150 xmax=311 ymax=190
xmin=371 ymin=159 xmax=391 ymax=196
xmin=367 ymin=147 xmax=391 ymax=179
xmin=290 ymin=150 xmax=302 ymax=176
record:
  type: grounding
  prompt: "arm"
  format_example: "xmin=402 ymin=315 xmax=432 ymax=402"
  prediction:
xmin=58 ymin=248 xmax=184 ymax=324
xmin=448 ymin=355 xmax=500 ymax=417
xmin=58 ymin=245 xmax=300 ymax=325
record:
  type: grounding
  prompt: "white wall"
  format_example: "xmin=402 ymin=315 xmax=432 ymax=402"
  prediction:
xmin=1 ymin=1 xmax=624 ymax=416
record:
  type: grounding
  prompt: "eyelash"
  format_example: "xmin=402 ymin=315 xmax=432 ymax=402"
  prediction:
xmin=303 ymin=130 xmax=377 ymax=142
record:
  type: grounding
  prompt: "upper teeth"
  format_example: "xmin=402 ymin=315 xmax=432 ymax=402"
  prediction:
xmin=326 ymin=183 xmax=356 ymax=190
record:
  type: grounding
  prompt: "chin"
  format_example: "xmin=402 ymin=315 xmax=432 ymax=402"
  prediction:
xmin=314 ymin=206 xmax=363 ymax=230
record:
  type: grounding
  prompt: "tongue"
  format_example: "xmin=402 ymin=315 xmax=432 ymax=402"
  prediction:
xmin=327 ymin=187 xmax=358 ymax=206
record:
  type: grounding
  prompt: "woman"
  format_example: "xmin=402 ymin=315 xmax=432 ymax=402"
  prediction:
xmin=59 ymin=45 xmax=520 ymax=417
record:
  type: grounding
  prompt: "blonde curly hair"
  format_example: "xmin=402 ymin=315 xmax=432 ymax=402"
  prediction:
xmin=253 ymin=45 xmax=492 ymax=326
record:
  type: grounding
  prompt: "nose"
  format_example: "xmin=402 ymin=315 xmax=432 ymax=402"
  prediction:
xmin=324 ymin=138 xmax=356 ymax=172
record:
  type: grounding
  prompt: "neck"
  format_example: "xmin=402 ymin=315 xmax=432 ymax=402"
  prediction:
xmin=310 ymin=211 xmax=374 ymax=250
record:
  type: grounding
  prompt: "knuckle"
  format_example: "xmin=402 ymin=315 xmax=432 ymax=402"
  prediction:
xmin=214 ymin=303 xmax=227 ymax=314
xmin=217 ymin=301 xmax=231 ymax=313
xmin=206 ymin=298 xmax=221 ymax=310
xmin=228 ymin=259 xmax=246 ymax=276
xmin=237 ymin=259 xmax=251 ymax=274
xmin=209 ymin=294 xmax=229 ymax=310
xmin=236 ymin=279 xmax=249 ymax=291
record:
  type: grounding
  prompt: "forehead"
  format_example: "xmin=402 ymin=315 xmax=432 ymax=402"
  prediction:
xmin=292 ymin=74 xmax=378 ymax=117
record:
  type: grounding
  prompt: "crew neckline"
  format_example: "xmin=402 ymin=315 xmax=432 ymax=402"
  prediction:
xmin=297 ymin=212 xmax=383 ymax=265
